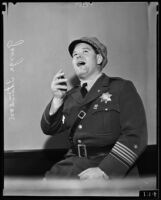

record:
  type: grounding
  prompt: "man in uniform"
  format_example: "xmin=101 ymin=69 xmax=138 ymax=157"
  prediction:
xmin=41 ymin=37 xmax=147 ymax=180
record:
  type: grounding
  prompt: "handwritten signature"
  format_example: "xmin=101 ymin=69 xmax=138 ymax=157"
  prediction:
xmin=5 ymin=39 xmax=24 ymax=120
xmin=7 ymin=40 xmax=24 ymax=72
xmin=4 ymin=77 xmax=15 ymax=120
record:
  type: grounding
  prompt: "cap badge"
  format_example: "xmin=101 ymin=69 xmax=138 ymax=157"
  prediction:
xmin=100 ymin=92 xmax=112 ymax=103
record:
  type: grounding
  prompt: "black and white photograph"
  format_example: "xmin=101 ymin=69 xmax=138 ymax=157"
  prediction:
xmin=2 ymin=2 xmax=158 ymax=197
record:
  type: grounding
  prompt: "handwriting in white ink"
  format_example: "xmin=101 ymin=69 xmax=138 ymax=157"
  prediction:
xmin=7 ymin=40 xmax=24 ymax=48
xmin=7 ymin=40 xmax=24 ymax=72
xmin=5 ymin=39 xmax=24 ymax=120
xmin=4 ymin=77 xmax=15 ymax=120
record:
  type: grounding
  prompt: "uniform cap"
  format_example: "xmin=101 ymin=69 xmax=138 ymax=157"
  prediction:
xmin=68 ymin=37 xmax=108 ymax=69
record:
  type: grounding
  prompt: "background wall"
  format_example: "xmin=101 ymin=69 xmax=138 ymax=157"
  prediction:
xmin=3 ymin=2 xmax=157 ymax=150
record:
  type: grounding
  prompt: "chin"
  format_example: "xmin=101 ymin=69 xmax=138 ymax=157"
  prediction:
xmin=77 ymin=73 xmax=88 ymax=80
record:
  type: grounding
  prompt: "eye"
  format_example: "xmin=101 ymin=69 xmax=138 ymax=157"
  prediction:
xmin=83 ymin=50 xmax=89 ymax=53
xmin=72 ymin=53 xmax=77 ymax=57
xmin=83 ymin=50 xmax=89 ymax=54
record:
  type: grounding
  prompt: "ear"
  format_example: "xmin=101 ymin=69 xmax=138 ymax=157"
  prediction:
xmin=96 ymin=54 xmax=103 ymax=65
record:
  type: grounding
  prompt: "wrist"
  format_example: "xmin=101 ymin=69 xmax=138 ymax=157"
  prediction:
xmin=53 ymin=96 xmax=64 ymax=104
xmin=99 ymin=168 xmax=109 ymax=180
xmin=49 ymin=97 xmax=63 ymax=115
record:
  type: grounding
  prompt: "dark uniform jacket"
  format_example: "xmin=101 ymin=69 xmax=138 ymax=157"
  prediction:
xmin=41 ymin=73 xmax=147 ymax=179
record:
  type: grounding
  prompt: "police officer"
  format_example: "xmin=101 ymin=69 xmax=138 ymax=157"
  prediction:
xmin=41 ymin=37 xmax=147 ymax=180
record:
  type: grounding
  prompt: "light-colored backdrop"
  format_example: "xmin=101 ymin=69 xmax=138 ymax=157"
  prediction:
xmin=4 ymin=2 xmax=157 ymax=150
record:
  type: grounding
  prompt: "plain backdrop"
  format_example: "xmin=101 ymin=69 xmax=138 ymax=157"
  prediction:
xmin=3 ymin=2 xmax=157 ymax=150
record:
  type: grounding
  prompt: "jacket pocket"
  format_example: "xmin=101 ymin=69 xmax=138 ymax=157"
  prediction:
xmin=85 ymin=103 xmax=120 ymax=134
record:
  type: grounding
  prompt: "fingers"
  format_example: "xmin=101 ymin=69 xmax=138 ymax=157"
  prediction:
xmin=51 ymin=70 xmax=68 ymax=98
xmin=52 ymin=70 xmax=67 ymax=84
xmin=54 ymin=69 xmax=64 ymax=80
xmin=79 ymin=174 xmax=88 ymax=180
xmin=78 ymin=168 xmax=90 ymax=177
xmin=78 ymin=168 xmax=92 ymax=180
xmin=54 ymin=84 xmax=67 ymax=91
xmin=54 ymin=77 xmax=68 ymax=90
xmin=78 ymin=167 xmax=109 ymax=180
xmin=56 ymin=78 xmax=68 ymax=84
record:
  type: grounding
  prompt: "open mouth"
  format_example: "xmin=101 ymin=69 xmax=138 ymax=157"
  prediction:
xmin=77 ymin=61 xmax=86 ymax=67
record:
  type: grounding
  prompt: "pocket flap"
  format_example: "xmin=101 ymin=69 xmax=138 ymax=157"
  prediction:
xmin=91 ymin=103 xmax=120 ymax=114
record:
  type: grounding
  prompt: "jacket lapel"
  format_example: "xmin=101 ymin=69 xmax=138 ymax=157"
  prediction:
xmin=70 ymin=86 xmax=84 ymax=104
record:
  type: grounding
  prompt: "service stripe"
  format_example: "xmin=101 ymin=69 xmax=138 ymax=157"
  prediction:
xmin=116 ymin=142 xmax=137 ymax=158
xmin=113 ymin=146 xmax=135 ymax=164
xmin=114 ymin=144 xmax=137 ymax=162
xmin=115 ymin=144 xmax=136 ymax=160
xmin=112 ymin=148 xmax=132 ymax=165
xmin=109 ymin=152 xmax=130 ymax=168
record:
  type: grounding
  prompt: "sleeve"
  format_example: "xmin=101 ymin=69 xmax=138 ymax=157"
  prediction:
xmin=99 ymin=80 xmax=148 ymax=178
xmin=40 ymin=99 xmax=66 ymax=135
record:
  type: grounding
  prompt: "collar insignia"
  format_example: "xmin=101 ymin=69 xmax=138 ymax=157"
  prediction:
xmin=93 ymin=104 xmax=99 ymax=109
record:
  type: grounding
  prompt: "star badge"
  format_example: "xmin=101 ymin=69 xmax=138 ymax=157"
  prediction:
xmin=100 ymin=92 xmax=112 ymax=103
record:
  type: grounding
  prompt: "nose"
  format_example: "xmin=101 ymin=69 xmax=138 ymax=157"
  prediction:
xmin=76 ymin=53 xmax=83 ymax=59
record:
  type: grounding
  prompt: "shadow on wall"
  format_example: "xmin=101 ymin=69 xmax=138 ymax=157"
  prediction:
xmin=43 ymin=74 xmax=80 ymax=150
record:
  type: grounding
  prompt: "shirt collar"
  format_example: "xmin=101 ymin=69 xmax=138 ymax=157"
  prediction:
xmin=80 ymin=73 xmax=103 ymax=91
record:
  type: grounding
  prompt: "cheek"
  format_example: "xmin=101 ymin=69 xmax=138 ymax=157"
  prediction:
xmin=72 ymin=59 xmax=75 ymax=66
xmin=87 ymin=56 xmax=96 ymax=66
xmin=72 ymin=60 xmax=77 ymax=69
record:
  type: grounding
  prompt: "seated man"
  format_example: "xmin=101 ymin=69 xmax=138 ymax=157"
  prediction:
xmin=41 ymin=37 xmax=147 ymax=180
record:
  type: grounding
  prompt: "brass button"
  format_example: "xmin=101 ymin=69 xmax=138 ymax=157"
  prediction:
xmin=78 ymin=124 xmax=83 ymax=129
xmin=78 ymin=139 xmax=82 ymax=143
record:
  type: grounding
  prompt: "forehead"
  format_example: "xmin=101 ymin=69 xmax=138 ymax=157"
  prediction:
xmin=73 ymin=42 xmax=94 ymax=52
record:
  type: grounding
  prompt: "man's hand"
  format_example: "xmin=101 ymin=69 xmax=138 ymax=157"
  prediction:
xmin=78 ymin=167 xmax=109 ymax=180
xmin=49 ymin=70 xmax=68 ymax=115
xmin=51 ymin=69 xmax=68 ymax=99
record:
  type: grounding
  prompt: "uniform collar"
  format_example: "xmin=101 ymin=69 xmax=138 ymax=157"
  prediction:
xmin=80 ymin=73 xmax=103 ymax=91
xmin=71 ymin=73 xmax=110 ymax=105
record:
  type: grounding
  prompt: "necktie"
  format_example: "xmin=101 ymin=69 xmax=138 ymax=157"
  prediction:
xmin=80 ymin=83 xmax=88 ymax=97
